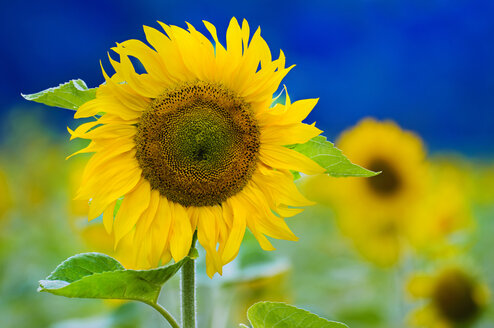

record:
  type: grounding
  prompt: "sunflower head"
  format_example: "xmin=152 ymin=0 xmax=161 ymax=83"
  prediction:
xmin=69 ymin=18 xmax=324 ymax=277
xmin=408 ymin=267 xmax=489 ymax=327
xmin=336 ymin=118 xmax=427 ymax=214
xmin=302 ymin=119 xmax=427 ymax=267
xmin=432 ymin=268 xmax=481 ymax=323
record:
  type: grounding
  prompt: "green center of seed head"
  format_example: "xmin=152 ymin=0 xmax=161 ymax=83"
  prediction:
xmin=175 ymin=109 xmax=232 ymax=167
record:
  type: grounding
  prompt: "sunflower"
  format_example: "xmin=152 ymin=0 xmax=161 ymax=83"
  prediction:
xmin=336 ymin=118 xmax=427 ymax=215
xmin=69 ymin=18 xmax=324 ymax=277
xmin=301 ymin=119 xmax=427 ymax=266
xmin=407 ymin=266 xmax=489 ymax=328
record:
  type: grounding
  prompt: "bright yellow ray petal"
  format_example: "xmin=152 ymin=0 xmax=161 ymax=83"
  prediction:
xmin=261 ymin=122 xmax=322 ymax=146
xmin=221 ymin=197 xmax=247 ymax=264
xmin=226 ymin=17 xmax=242 ymax=61
xmin=260 ymin=144 xmax=325 ymax=175
xmin=108 ymin=53 xmax=163 ymax=98
xmin=113 ymin=179 xmax=151 ymax=247
xmin=148 ymin=196 xmax=173 ymax=266
xmin=81 ymin=160 xmax=141 ymax=220
xmin=100 ymin=62 xmax=150 ymax=111
xmin=103 ymin=200 xmax=117 ymax=233
xmin=169 ymin=202 xmax=192 ymax=262
xmin=113 ymin=39 xmax=168 ymax=82
xmin=242 ymin=183 xmax=298 ymax=241
xmin=132 ymin=189 xmax=160 ymax=253
xmin=197 ymin=206 xmax=223 ymax=277
xmin=252 ymin=170 xmax=314 ymax=207
xmin=235 ymin=192 xmax=275 ymax=251
xmin=145 ymin=24 xmax=191 ymax=82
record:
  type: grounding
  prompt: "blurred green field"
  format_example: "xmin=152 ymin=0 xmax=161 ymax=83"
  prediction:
xmin=1 ymin=108 xmax=493 ymax=328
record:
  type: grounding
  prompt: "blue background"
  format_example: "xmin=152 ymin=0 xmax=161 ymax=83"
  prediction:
xmin=2 ymin=0 xmax=493 ymax=156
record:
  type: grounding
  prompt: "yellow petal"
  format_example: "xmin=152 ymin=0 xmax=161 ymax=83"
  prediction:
xmin=234 ymin=192 xmax=275 ymax=251
xmin=226 ymin=17 xmax=242 ymax=60
xmin=252 ymin=170 xmax=314 ymax=207
xmin=113 ymin=39 xmax=168 ymax=82
xmin=149 ymin=196 xmax=173 ymax=265
xmin=74 ymin=93 xmax=142 ymax=121
xmin=242 ymin=183 xmax=298 ymax=241
xmin=113 ymin=179 xmax=151 ymax=247
xmin=169 ymin=202 xmax=192 ymax=262
xmin=197 ymin=206 xmax=223 ymax=277
xmin=260 ymin=144 xmax=325 ymax=175
xmin=108 ymin=53 xmax=163 ymax=98
xmin=261 ymin=122 xmax=322 ymax=146
xmin=100 ymin=62 xmax=150 ymax=112
xmin=221 ymin=197 xmax=247 ymax=264
xmin=103 ymin=200 xmax=116 ymax=233
xmin=145 ymin=24 xmax=191 ymax=82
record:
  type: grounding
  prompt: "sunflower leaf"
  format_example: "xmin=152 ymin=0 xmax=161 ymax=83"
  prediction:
xmin=288 ymin=135 xmax=379 ymax=178
xmin=21 ymin=79 xmax=96 ymax=110
xmin=38 ymin=252 xmax=188 ymax=303
xmin=247 ymin=302 xmax=349 ymax=328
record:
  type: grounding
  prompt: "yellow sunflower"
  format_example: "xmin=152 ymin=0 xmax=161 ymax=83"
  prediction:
xmin=336 ymin=118 xmax=427 ymax=215
xmin=69 ymin=18 xmax=325 ymax=277
xmin=301 ymin=118 xmax=427 ymax=266
xmin=407 ymin=266 xmax=489 ymax=328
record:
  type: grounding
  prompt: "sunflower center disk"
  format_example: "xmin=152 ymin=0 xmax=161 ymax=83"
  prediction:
xmin=135 ymin=81 xmax=260 ymax=207
xmin=366 ymin=158 xmax=402 ymax=196
xmin=432 ymin=270 xmax=480 ymax=323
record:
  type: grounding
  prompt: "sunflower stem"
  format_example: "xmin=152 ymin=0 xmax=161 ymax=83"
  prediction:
xmin=181 ymin=233 xmax=198 ymax=328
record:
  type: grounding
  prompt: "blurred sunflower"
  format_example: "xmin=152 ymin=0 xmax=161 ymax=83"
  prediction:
xmin=407 ymin=266 xmax=489 ymax=328
xmin=336 ymin=118 xmax=427 ymax=215
xmin=70 ymin=18 xmax=324 ymax=277
xmin=301 ymin=119 xmax=427 ymax=266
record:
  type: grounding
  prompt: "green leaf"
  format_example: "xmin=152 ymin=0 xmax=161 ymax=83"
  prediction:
xmin=247 ymin=302 xmax=349 ymax=328
xmin=21 ymin=79 xmax=96 ymax=110
xmin=288 ymin=136 xmax=378 ymax=178
xmin=39 ymin=252 xmax=188 ymax=304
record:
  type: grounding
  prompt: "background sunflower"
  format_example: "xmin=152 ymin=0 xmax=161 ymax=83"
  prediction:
xmin=407 ymin=265 xmax=489 ymax=328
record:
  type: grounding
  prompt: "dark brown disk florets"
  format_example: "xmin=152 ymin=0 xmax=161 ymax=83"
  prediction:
xmin=432 ymin=269 xmax=481 ymax=324
xmin=134 ymin=81 xmax=260 ymax=207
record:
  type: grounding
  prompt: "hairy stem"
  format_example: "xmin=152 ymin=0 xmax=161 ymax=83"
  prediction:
xmin=181 ymin=233 xmax=198 ymax=328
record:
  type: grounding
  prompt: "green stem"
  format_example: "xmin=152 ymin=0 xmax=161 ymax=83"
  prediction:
xmin=145 ymin=301 xmax=181 ymax=328
xmin=181 ymin=234 xmax=198 ymax=328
